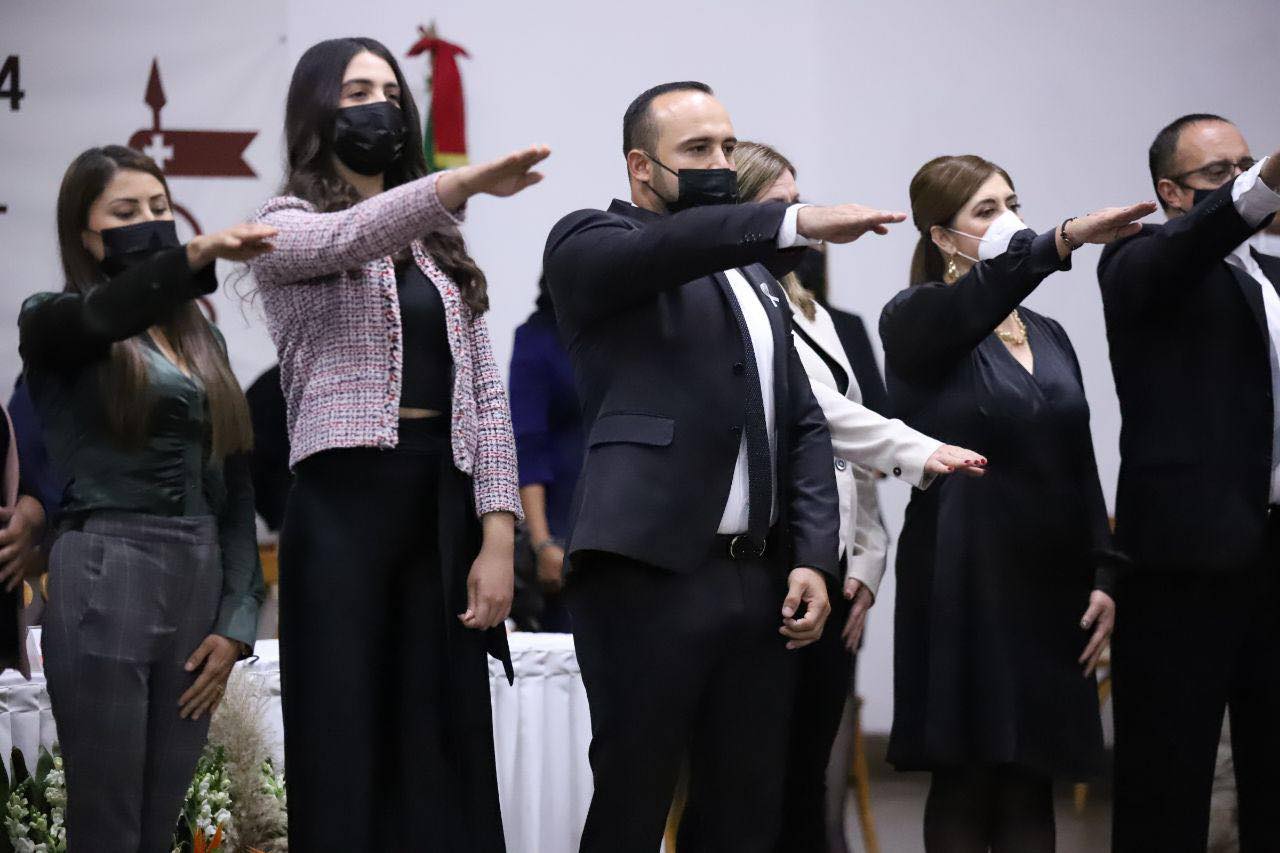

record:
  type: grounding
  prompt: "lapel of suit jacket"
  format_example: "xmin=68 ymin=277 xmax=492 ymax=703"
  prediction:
xmin=1227 ymin=257 xmax=1269 ymax=337
xmin=715 ymin=265 xmax=790 ymax=455
xmin=1255 ymin=249 xmax=1280 ymax=299
xmin=739 ymin=262 xmax=789 ymax=387
xmin=792 ymin=303 xmax=855 ymax=398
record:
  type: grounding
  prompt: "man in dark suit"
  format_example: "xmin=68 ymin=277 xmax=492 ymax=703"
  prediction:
xmin=543 ymin=81 xmax=908 ymax=852
xmin=1098 ymin=114 xmax=1280 ymax=852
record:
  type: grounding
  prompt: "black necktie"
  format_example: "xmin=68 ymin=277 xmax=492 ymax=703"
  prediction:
xmin=718 ymin=274 xmax=774 ymax=546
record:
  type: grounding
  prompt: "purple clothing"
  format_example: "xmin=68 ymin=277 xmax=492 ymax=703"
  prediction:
xmin=508 ymin=308 xmax=582 ymax=537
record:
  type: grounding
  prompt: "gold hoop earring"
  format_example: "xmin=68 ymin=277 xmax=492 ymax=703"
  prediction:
xmin=944 ymin=255 xmax=959 ymax=284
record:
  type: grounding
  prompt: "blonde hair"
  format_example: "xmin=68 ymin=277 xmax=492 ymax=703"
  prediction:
xmin=732 ymin=141 xmax=816 ymax=321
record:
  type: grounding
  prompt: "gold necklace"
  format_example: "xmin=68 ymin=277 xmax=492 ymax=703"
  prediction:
xmin=994 ymin=309 xmax=1028 ymax=346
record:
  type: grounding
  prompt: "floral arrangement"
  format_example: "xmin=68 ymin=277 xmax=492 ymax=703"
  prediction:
xmin=2 ymin=672 xmax=289 ymax=853
xmin=0 ymin=747 xmax=66 ymax=853
xmin=172 ymin=745 xmax=234 ymax=853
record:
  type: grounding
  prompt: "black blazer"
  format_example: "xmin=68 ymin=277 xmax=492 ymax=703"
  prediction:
xmin=543 ymin=199 xmax=839 ymax=577
xmin=1098 ymin=181 xmax=1277 ymax=572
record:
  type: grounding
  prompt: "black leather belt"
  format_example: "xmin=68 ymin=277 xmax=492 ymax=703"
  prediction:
xmin=713 ymin=533 xmax=770 ymax=561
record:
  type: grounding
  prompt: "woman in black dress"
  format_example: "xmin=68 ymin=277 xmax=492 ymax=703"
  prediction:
xmin=880 ymin=154 xmax=1154 ymax=852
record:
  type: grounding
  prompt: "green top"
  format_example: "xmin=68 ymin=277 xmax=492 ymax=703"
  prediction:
xmin=18 ymin=248 xmax=264 ymax=648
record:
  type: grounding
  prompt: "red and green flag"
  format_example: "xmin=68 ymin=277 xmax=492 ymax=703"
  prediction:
xmin=407 ymin=24 xmax=469 ymax=172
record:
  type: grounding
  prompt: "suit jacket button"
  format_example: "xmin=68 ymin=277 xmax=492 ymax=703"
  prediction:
xmin=733 ymin=362 xmax=745 ymax=375
xmin=893 ymin=466 xmax=902 ymax=477
xmin=835 ymin=459 xmax=847 ymax=472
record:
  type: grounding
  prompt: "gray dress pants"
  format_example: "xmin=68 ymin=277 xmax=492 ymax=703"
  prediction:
xmin=44 ymin=512 xmax=221 ymax=853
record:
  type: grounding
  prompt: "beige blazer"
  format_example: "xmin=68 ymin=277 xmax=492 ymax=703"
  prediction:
xmin=789 ymin=297 xmax=940 ymax=599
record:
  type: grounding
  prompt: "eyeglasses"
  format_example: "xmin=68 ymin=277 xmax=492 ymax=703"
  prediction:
xmin=1169 ymin=157 xmax=1257 ymax=187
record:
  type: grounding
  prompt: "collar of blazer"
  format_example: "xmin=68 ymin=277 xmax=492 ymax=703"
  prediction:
xmin=790 ymin=299 xmax=856 ymax=387
xmin=609 ymin=198 xmax=662 ymax=222
xmin=1226 ymin=246 xmax=1276 ymax=338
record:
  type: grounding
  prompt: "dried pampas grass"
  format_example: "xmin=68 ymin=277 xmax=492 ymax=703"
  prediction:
xmin=208 ymin=670 xmax=289 ymax=853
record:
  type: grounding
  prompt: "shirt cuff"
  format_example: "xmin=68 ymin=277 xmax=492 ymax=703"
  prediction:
xmin=845 ymin=551 xmax=885 ymax=601
xmin=1233 ymin=157 xmax=1280 ymax=228
xmin=214 ymin=593 xmax=261 ymax=653
xmin=777 ymin=204 xmax=821 ymax=249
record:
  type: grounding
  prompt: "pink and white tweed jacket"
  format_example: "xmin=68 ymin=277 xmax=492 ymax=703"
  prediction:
xmin=248 ymin=173 xmax=522 ymax=519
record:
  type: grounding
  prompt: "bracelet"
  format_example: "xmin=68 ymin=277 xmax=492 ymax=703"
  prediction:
xmin=1060 ymin=217 xmax=1081 ymax=251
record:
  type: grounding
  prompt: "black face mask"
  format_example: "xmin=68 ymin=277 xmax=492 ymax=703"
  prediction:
xmin=644 ymin=153 xmax=738 ymax=212
xmin=1172 ymin=183 xmax=1227 ymax=216
xmin=333 ymin=102 xmax=407 ymax=176
xmin=97 ymin=219 xmax=181 ymax=276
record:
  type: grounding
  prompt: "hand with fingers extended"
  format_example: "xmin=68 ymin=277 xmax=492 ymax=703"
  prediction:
xmin=780 ymin=567 xmax=831 ymax=650
xmin=186 ymin=222 xmax=278 ymax=270
xmin=437 ymin=144 xmax=552 ymax=209
xmin=1078 ymin=590 xmax=1116 ymax=677
xmin=840 ymin=578 xmax=875 ymax=652
xmin=924 ymin=444 xmax=988 ymax=478
xmin=796 ymin=204 xmax=908 ymax=244
xmin=179 ymin=634 xmax=244 ymax=721
xmin=1056 ymin=202 xmax=1160 ymax=257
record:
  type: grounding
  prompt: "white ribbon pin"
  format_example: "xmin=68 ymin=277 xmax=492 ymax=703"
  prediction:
xmin=759 ymin=282 xmax=780 ymax=308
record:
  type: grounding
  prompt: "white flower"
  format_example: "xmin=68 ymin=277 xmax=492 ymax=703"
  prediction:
xmin=14 ymin=838 xmax=36 ymax=853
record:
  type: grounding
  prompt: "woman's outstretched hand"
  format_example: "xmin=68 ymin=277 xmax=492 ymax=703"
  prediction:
xmin=437 ymin=145 xmax=552 ymax=209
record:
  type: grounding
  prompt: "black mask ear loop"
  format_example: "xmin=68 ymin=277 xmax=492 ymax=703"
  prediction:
xmin=640 ymin=151 xmax=680 ymax=208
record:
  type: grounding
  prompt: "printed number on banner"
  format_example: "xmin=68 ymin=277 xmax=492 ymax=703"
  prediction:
xmin=1 ymin=57 xmax=24 ymax=112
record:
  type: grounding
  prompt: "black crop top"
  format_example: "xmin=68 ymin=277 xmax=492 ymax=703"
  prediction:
xmin=396 ymin=262 xmax=453 ymax=411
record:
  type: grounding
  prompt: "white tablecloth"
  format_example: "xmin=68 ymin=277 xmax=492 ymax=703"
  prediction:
xmin=0 ymin=629 xmax=595 ymax=853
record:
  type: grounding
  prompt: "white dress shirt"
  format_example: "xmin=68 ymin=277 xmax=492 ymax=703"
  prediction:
xmin=716 ymin=204 xmax=816 ymax=534
xmin=1223 ymin=158 xmax=1280 ymax=502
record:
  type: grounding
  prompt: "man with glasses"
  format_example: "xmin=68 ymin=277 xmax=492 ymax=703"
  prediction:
xmin=1098 ymin=114 xmax=1280 ymax=851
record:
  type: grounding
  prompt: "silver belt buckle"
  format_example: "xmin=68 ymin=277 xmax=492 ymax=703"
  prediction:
xmin=729 ymin=534 xmax=765 ymax=560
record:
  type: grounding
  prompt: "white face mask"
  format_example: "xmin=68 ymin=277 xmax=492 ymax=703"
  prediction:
xmin=947 ymin=209 xmax=1029 ymax=263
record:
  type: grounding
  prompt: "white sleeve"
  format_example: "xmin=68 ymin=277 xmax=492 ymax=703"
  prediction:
xmin=1233 ymin=157 xmax=1280 ymax=228
xmin=846 ymin=466 xmax=890 ymax=600
xmin=808 ymin=379 xmax=940 ymax=489
xmin=777 ymin=204 xmax=822 ymax=249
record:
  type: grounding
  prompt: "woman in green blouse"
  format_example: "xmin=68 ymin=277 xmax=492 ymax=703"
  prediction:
xmin=18 ymin=145 xmax=274 ymax=852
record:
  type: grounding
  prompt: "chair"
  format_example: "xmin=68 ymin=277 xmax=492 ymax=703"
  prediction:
xmin=258 ymin=542 xmax=279 ymax=587
xmin=848 ymin=696 xmax=880 ymax=853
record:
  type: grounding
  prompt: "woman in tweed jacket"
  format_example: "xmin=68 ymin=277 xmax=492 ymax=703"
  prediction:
xmin=249 ymin=37 xmax=549 ymax=852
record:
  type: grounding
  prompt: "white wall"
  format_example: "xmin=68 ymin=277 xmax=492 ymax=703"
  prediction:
xmin=6 ymin=0 xmax=1280 ymax=733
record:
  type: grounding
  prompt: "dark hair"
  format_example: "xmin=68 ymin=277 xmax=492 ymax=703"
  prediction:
xmin=622 ymin=81 xmax=713 ymax=156
xmin=282 ymin=37 xmax=490 ymax=315
xmin=534 ymin=273 xmax=554 ymax=314
xmin=1148 ymin=113 xmax=1231 ymax=209
xmin=56 ymin=145 xmax=253 ymax=456
xmin=908 ymin=154 xmax=1014 ymax=286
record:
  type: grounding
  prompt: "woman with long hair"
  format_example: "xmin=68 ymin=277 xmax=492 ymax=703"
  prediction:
xmin=247 ymin=37 xmax=548 ymax=851
xmin=19 ymin=144 xmax=271 ymax=851
xmin=733 ymin=140 xmax=985 ymax=852
xmin=882 ymin=155 xmax=1152 ymax=851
